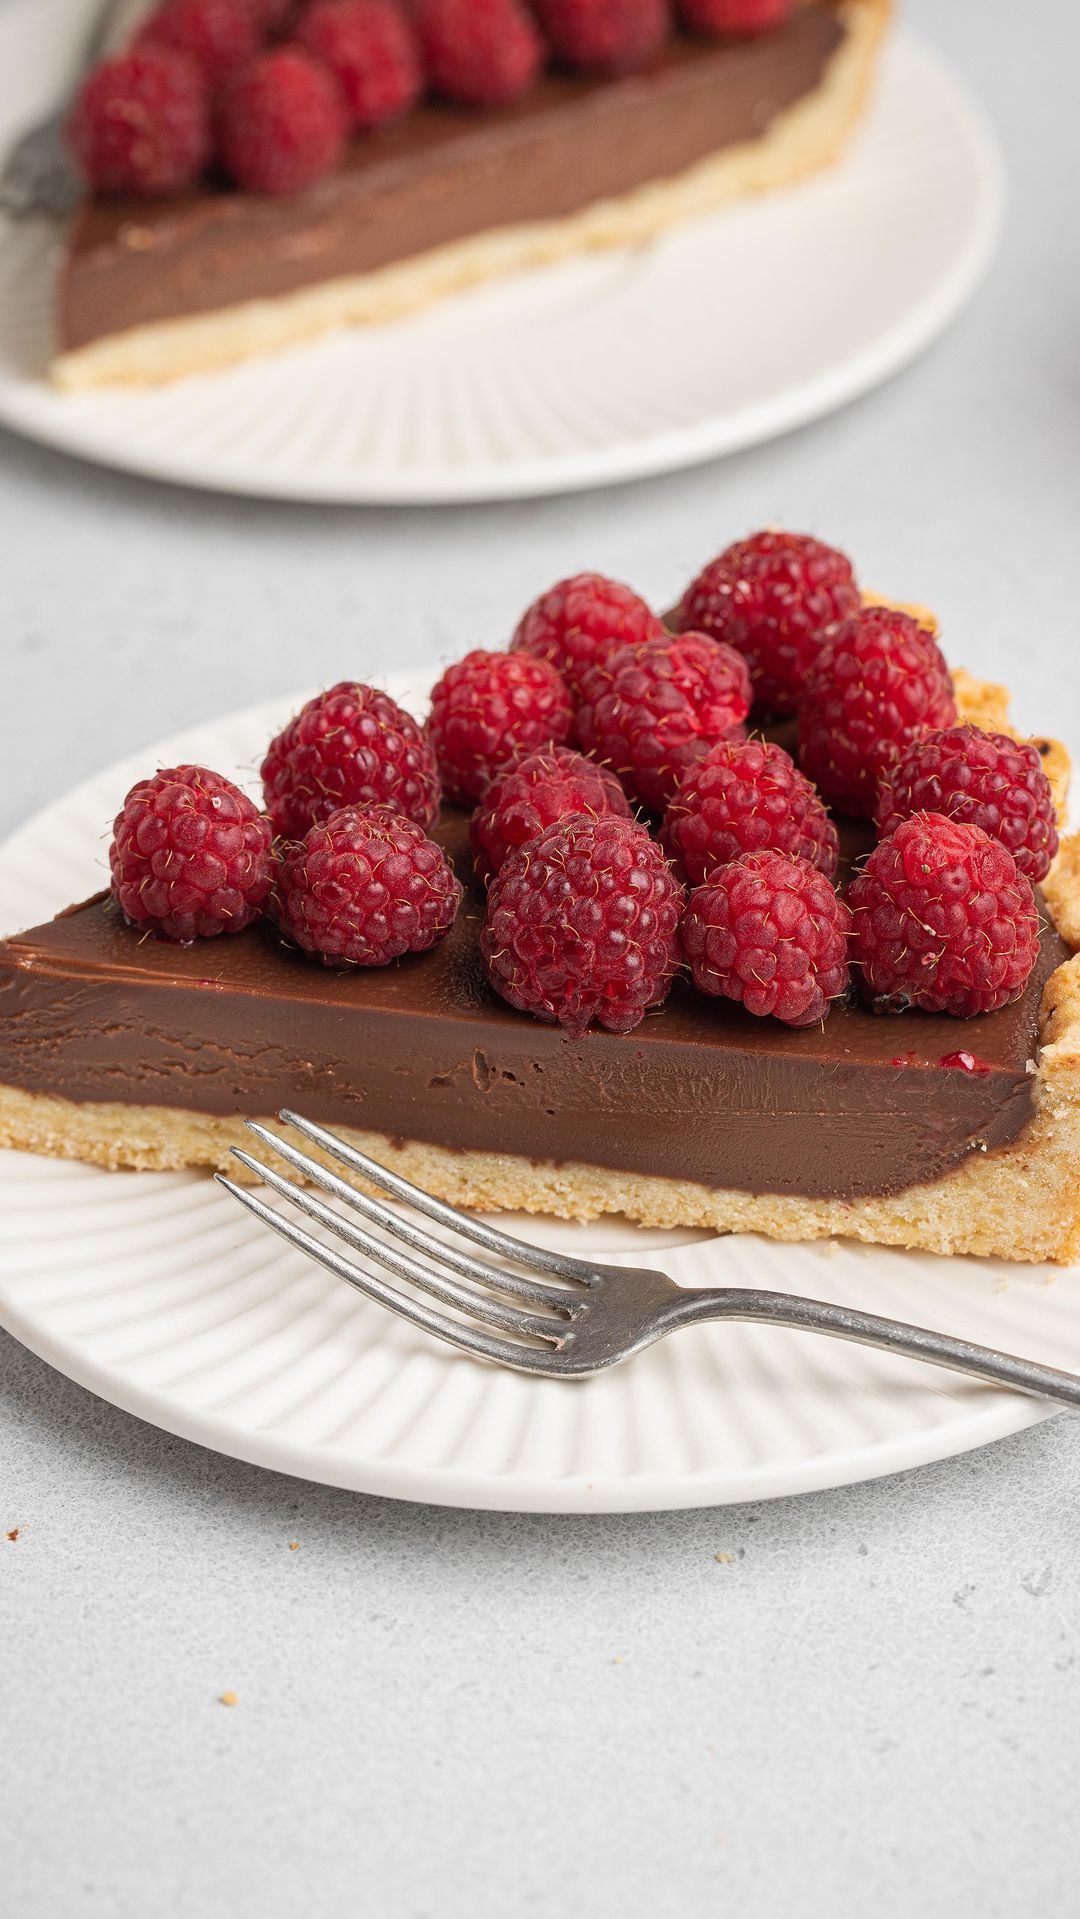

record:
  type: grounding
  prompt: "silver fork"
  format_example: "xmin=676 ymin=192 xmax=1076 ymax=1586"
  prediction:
xmin=0 ymin=0 xmax=149 ymax=220
xmin=216 ymin=1111 xmax=1080 ymax=1405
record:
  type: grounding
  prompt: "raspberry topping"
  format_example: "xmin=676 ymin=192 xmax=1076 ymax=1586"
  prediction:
xmin=481 ymin=813 xmax=684 ymax=1036
xmin=296 ymin=0 xmax=422 ymax=129
xmin=875 ymin=723 xmax=1059 ymax=884
xmin=677 ymin=0 xmax=793 ymax=35
xmin=847 ymin=813 xmax=1040 ymax=1017
xmin=138 ymin=0 xmax=260 ymax=85
xmin=510 ymin=572 xmax=660 ymax=700
xmin=276 ymin=805 xmax=462 ymax=967
xmin=217 ymin=48 xmax=348 ymax=195
xmin=427 ymin=651 xmax=574 ymax=804
xmin=798 ymin=605 xmax=957 ymax=817
xmin=110 ymin=765 xmax=273 ymax=942
xmin=678 ymin=529 xmax=860 ymax=714
xmin=246 ymin=0 xmax=292 ymax=28
xmin=574 ymin=630 xmax=752 ymax=811
xmin=416 ymin=0 xmax=545 ymax=107
xmin=680 ymin=851 xmax=851 ymax=1027
xmin=535 ymin=0 xmax=670 ymax=72
xmin=67 ymin=48 xmax=211 ymax=196
xmin=261 ymin=682 xmax=440 ymax=840
xmin=661 ymin=735 xmax=838 ymax=885
xmin=470 ymin=745 xmax=632 ymax=885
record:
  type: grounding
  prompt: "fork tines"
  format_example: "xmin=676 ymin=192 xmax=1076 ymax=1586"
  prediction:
xmin=216 ymin=1112 xmax=592 ymax=1372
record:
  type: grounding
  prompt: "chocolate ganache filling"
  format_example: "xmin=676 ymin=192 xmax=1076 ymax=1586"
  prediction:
xmin=59 ymin=10 xmax=845 ymax=352
xmin=0 ymin=806 xmax=1066 ymax=1203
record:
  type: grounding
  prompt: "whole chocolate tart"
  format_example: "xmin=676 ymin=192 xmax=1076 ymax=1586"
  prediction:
xmin=2 ymin=667 xmax=1080 ymax=1265
xmin=53 ymin=0 xmax=890 ymax=388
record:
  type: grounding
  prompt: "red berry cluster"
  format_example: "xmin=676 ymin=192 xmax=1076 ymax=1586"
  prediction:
xmin=106 ymin=529 xmax=1055 ymax=1037
xmin=109 ymin=680 xmax=462 ymax=968
xmin=68 ymin=0 xmax=798 ymax=200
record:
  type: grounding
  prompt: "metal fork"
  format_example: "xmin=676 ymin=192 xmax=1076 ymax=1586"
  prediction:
xmin=216 ymin=1112 xmax=1080 ymax=1405
xmin=0 ymin=0 xmax=149 ymax=220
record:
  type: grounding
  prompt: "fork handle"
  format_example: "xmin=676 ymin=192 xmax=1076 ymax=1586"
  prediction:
xmin=663 ymin=1288 xmax=1080 ymax=1410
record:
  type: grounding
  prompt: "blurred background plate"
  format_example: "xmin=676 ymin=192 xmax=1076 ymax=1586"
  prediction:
xmin=0 ymin=2 xmax=1001 ymax=504
xmin=1 ymin=679 xmax=1072 ymax=1514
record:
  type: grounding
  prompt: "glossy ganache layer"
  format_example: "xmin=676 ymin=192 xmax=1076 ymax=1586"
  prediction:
xmin=59 ymin=10 xmax=844 ymax=352
xmin=0 ymin=807 xmax=1067 ymax=1201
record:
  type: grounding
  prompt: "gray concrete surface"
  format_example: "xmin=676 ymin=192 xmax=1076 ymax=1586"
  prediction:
xmin=3 ymin=1 xmax=1080 ymax=1913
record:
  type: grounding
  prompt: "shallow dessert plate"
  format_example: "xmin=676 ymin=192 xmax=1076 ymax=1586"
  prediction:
xmin=0 ymin=0 xmax=1001 ymax=504
xmin=1 ymin=678 xmax=1076 ymax=1512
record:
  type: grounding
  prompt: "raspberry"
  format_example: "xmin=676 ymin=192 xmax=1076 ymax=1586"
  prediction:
xmin=798 ymin=606 xmax=956 ymax=818
xmin=575 ymin=630 xmax=751 ymax=811
xmin=509 ymin=572 xmax=660 ymax=701
xmin=261 ymin=682 xmax=440 ymax=840
xmin=217 ymin=48 xmax=348 ymax=195
xmin=678 ymin=530 xmax=859 ymax=714
xmin=680 ymin=852 xmax=851 ymax=1028
xmin=677 ymin=0 xmax=792 ymax=35
xmin=661 ymin=736 xmax=838 ymax=886
xmin=276 ymin=804 xmax=462 ymax=967
xmin=138 ymin=0 xmax=260 ymax=85
xmin=109 ymin=765 xmax=273 ymax=942
xmin=470 ymin=745 xmax=631 ymax=885
xmin=246 ymin=0 xmax=292 ymax=28
xmin=875 ymin=724 xmax=1059 ymax=885
xmin=416 ymin=0 xmax=545 ymax=107
xmin=535 ymin=0 xmax=669 ymax=72
xmin=66 ymin=48 xmax=210 ymax=196
xmin=296 ymin=0 xmax=421 ymax=129
xmin=480 ymin=813 xmax=683 ymax=1036
xmin=847 ymin=813 xmax=1040 ymax=1018
xmin=427 ymin=651 xmax=574 ymax=804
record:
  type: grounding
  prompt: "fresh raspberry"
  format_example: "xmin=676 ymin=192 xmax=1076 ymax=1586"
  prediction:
xmin=109 ymin=765 xmax=273 ymax=942
xmin=480 ymin=813 xmax=683 ymax=1036
xmin=296 ymin=0 xmax=421 ymax=128
xmin=66 ymin=48 xmax=211 ymax=196
xmin=246 ymin=0 xmax=293 ymax=29
xmin=275 ymin=804 xmax=462 ymax=967
xmin=427 ymin=651 xmax=574 ymax=805
xmin=661 ymin=736 xmax=838 ymax=886
xmin=677 ymin=0 xmax=792 ymax=35
xmin=678 ymin=530 xmax=860 ymax=715
xmin=509 ymin=573 xmax=660 ymax=701
xmin=470 ymin=745 xmax=631 ymax=885
xmin=535 ymin=0 xmax=669 ymax=72
xmin=416 ymin=0 xmax=545 ymax=106
xmin=217 ymin=48 xmax=348 ymax=194
xmin=875 ymin=724 xmax=1059 ymax=885
xmin=847 ymin=813 xmax=1040 ymax=1017
xmin=798 ymin=606 xmax=956 ymax=817
xmin=574 ymin=630 xmax=751 ymax=811
xmin=138 ymin=0 xmax=260 ymax=85
xmin=680 ymin=852 xmax=851 ymax=1028
xmin=261 ymin=682 xmax=440 ymax=840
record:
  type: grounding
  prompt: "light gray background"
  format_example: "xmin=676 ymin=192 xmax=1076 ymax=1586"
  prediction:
xmin=3 ymin=2 xmax=1080 ymax=1913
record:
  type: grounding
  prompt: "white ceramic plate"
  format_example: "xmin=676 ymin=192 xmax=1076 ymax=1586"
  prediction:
xmin=0 ymin=2 xmax=1001 ymax=504
xmin=0 ymin=678 xmax=1073 ymax=1511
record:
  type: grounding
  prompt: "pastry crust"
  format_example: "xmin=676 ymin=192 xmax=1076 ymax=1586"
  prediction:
xmin=2 ymin=660 xmax=1077 ymax=1263
xmin=52 ymin=0 xmax=890 ymax=390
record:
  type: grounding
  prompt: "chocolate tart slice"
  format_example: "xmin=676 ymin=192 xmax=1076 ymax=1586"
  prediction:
xmin=53 ymin=0 xmax=889 ymax=388
xmin=2 ymin=671 xmax=1080 ymax=1264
